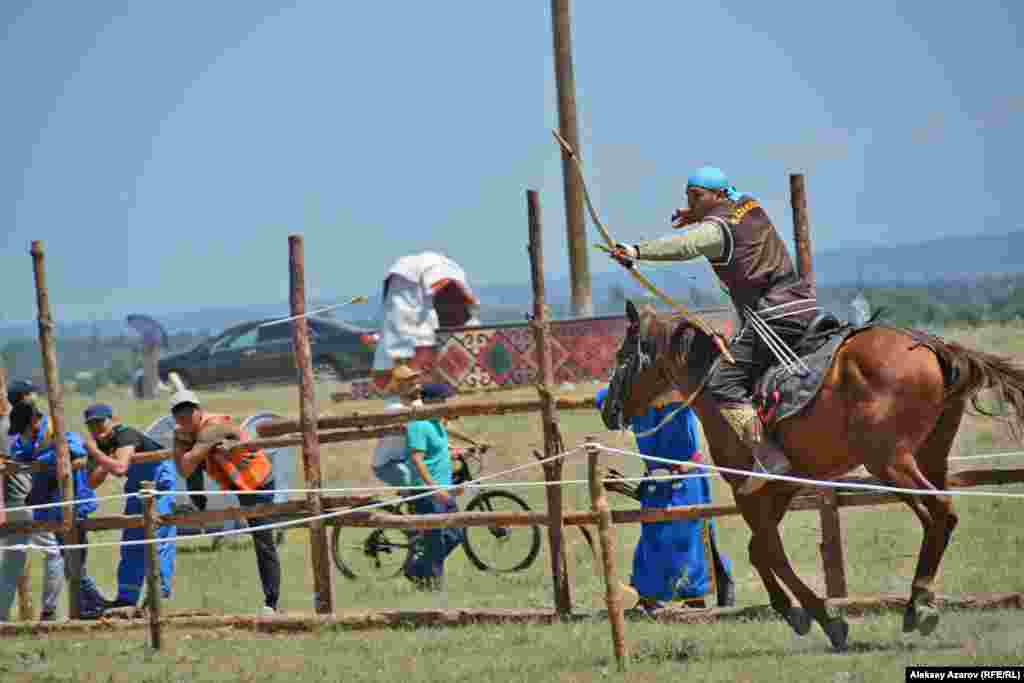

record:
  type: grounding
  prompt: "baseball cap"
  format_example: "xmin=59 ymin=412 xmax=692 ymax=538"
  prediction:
xmin=420 ymin=383 xmax=454 ymax=404
xmin=83 ymin=404 xmax=114 ymax=423
xmin=7 ymin=379 xmax=41 ymax=405
xmin=170 ymin=390 xmax=201 ymax=413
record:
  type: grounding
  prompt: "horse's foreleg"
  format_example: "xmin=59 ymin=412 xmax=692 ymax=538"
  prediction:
xmin=752 ymin=525 xmax=849 ymax=650
xmin=747 ymin=533 xmax=811 ymax=636
xmin=740 ymin=488 xmax=817 ymax=640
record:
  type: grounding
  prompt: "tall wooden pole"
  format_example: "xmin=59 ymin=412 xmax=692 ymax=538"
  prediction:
xmin=30 ymin=241 xmax=82 ymax=619
xmin=586 ymin=437 xmax=627 ymax=671
xmin=789 ymin=174 xmax=815 ymax=290
xmin=550 ymin=0 xmax=593 ymax=317
xmin=526 ymin=190 xmax=573 ymax=616
xmin=789 ymin=174 xmax=847 ymax=598
xmin=141 ymin=482 xmax=163 ymax=650
xmin=288 ymin=235 xmax=334 ymax=614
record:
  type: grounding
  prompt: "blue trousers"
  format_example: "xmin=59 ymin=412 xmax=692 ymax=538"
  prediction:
xmin=117 ymin=495 xmax=177 ymax=604
xmin=404 ymin=495 xmax=464 ymax=589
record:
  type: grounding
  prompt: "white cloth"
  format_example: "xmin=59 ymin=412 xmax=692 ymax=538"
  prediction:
xmin=371 ymin=252 xmax=479 ymax=372
xmin=371 ymin=398 xmax=422 ymax=468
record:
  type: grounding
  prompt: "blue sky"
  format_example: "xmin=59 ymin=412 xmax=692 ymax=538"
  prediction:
xmin=2 ymin=1 xmax=1020 ymax=323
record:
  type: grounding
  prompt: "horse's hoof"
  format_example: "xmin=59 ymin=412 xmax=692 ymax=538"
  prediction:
xmin=782 ymin=607 xmax=812 ymax=636
xmin=821 ymin=616 xmax=850 ymax=651
xmin=915 ymin=604 xmax=940 ymax=636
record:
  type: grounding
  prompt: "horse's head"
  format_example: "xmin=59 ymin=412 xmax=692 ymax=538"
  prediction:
xmin=601 ymin=300 xmax=719 ymax=429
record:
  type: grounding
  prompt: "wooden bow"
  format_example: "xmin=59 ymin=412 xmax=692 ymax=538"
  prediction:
xmin=551 ymin=129 xmax=734 ymax=363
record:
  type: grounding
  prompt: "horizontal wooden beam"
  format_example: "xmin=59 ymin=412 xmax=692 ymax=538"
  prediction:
xmin=256 ymin=396 xmax=599 ymax=437
xmin=3 ymin=592 xmax=1021 ymax=636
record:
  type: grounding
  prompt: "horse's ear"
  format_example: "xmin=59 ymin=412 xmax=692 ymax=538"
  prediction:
xmin=625 ymin=300 xmax=639 ymax=324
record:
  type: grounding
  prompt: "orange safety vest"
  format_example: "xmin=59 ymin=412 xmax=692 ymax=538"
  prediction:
xmin=184 ymin=414 xmax=272 ymax=492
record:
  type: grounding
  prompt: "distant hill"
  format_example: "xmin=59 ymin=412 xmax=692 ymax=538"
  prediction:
xmin=2 ymin=230 xmax=1022 ymax=343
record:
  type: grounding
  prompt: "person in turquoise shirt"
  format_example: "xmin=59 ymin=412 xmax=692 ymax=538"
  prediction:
xmin=403 ymin=383 xmax=464 ymax=591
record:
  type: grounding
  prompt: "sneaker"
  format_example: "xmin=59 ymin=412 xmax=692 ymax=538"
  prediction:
xmin=39 ymin=610 xmax=57 ymax=622
xmin=260 ymin=606 xmax=277 ymax=616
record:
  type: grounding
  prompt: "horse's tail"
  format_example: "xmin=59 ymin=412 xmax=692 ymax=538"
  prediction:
xmin=924 ymin=333 xmax=1024 ymax=438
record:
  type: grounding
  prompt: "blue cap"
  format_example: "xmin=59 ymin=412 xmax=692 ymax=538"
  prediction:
xmin=83 ymin=404 xmax=113 ymax=423
xmin=687 ymin=166 xmax=744 ymax=202
xmin=7 ymin=379 xmax=41 ymax=404
xmin=596 ymin=387 xmax=609 ymax=409
xmin=421 ymin=383 xmax=455 ymax=403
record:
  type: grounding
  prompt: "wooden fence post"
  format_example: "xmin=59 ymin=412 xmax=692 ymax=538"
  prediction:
xmin=30 ymin=240 xmax=82 ymax=619
xmin=141 ymin=481 xmax=163 ymax=650
xmin=526 ymin=189 xmax=573 ymax=616
xmin=585 ymin=437 xmax=627 ymax=671
xmin=289 ymin=235 xmax=334 ymax=614
xmin=790 ymin=174 xmax=848 ymax=598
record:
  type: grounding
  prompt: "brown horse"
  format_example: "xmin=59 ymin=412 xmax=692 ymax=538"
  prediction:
xmin=603 ymin=302 xmax=1024 ymax=650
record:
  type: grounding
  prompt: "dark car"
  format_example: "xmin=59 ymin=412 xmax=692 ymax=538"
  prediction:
xmin=157 ymin=318 xmax=378 ymax=389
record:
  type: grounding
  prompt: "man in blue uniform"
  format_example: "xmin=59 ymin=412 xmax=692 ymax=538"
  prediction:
xmin=82 ymin=403 xmax=176 ymax=609
xmin=9 ymin=401 xmax=109 ymax=618
xmin=597 ymin=387 xmax=735 ymax=611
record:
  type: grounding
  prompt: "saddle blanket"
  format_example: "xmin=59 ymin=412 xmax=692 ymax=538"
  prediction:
xmin=753 ymin=324 xmax=873 ymax=432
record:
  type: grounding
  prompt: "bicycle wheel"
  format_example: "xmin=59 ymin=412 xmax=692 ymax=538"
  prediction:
xmin=330 ymin=505 xmax=415 ymax=580
xmin=463 ymin=490 xmax=542 ymax=573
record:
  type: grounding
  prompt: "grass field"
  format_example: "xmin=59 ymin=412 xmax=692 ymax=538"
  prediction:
xmin=4 ymin=323 xmax=1024 ymax=681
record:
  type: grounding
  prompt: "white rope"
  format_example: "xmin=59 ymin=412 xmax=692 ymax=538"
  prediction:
xmin=256 ymin=295 xmax=369 ymax=328
xmin=949 ymin=450 xmax=1024 ymax=462
xmin=596 ymin=444 xmax=1024 ymax=500
xmin=1 ymin=446 xmax=583 ymax=553
xmin=6 ymin=448 xmax=1022 ymax=517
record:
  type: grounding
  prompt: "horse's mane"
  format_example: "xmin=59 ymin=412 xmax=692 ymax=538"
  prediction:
xmin=636 ymin=304 xmax=718 ymax=380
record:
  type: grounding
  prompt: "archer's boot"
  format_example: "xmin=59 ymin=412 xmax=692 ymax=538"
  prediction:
xmin=719 ymin=405 xmax=791 ymax=496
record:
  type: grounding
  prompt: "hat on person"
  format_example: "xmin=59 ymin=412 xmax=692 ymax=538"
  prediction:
xmin=7 ymin=379 xmax=41 ymax=405
xmin=169 ymin=390 xmax=201 ymax=413
xmin=83 ymin=403 xmax=114 ymax=423
xmin=384 ymin=364 xmax=422 ymax=393
xmin=8 ymin=401 xmax=41 ymax=435
xmin=687 ymin=165 xmax=743 ymax=202
xmin=420 ymin=383 xmax=454 ymax=404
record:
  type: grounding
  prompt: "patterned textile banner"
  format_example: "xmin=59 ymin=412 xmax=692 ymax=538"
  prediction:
xmin=346 ymin=308 xmax=736 ymax=400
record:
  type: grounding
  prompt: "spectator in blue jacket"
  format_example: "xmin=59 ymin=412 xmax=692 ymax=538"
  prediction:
xmin=597 ymin=386 xmax=735 ymax=612
xmin=9 ymin=401 xmax=109 ymax=618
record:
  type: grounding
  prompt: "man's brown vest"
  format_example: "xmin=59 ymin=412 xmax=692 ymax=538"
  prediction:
xmin=705 ymin=197 xmax=817 ymax=323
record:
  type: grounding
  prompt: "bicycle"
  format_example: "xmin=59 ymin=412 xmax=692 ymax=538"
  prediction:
xmin=330 ymin=445 xmax=542 ymax=580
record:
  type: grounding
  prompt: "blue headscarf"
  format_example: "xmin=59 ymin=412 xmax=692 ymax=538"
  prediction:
xmin=687 ymin=166 xmax=744 ymax=202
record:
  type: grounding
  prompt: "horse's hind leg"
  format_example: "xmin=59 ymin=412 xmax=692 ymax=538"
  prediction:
xmin=900 ymin=399 xmax=964 ymax=635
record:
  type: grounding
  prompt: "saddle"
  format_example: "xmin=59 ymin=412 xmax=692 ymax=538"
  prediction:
xmin=753 ymin=312 xmax=873 ymax=433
